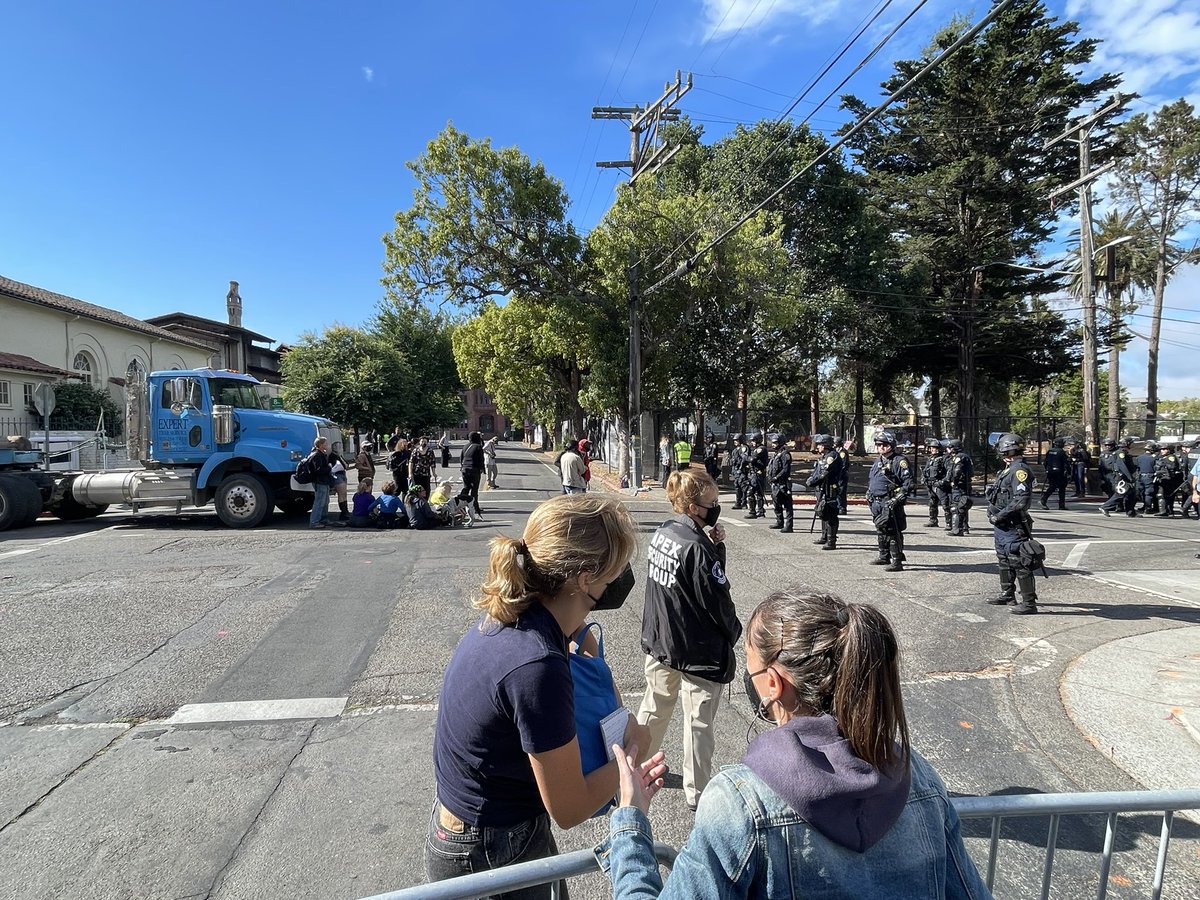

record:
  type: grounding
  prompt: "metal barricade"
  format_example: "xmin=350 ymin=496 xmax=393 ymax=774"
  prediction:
xmin=362 ymin=790 xmax=1200 ymax=899
xmin=359 ymin=843 xmax=677 ymax=900
xmin=954 ymin=789 xmax=1200 ymax=900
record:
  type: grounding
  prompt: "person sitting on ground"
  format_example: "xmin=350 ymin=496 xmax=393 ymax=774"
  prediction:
xmin=426 ymin=494 xmax=657 ymax=896
xmin=405 ymin=483 xmax=446 ymax=530
xmin=369 ymin=480 xmax=407 ymax=529
xmin=349 ymin=478 xmax=375 ymax=528
xmin=599 ymin=588 xmax=992 ymax=899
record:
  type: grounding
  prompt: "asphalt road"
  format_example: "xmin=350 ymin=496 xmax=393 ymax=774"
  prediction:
xmin=1 ymin=444 xmax=1198 ymax=900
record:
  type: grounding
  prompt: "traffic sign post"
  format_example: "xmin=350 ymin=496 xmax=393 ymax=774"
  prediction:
xmin=33 ymin=384 xmax=56 ymax=465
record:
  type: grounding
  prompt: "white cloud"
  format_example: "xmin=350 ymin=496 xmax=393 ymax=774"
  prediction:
xmin=700 ymin=0 xmax=842 ymax=39
xmin=361 ymin=66 xmax=374 ymax=83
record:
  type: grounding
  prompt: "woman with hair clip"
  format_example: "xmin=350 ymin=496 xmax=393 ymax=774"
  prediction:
xmin=599 ymin=589 xmax=992 ymax=899
xmin=426 ymin=494 xmax=663 ymax=898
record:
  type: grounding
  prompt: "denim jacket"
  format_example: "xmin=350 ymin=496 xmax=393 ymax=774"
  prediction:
xmin=595 ymin=751 xmax=991 ymax=899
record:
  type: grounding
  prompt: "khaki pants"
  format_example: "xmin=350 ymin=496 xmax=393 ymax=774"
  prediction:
xmin=636 ymin=656 xmax=721 ymax=808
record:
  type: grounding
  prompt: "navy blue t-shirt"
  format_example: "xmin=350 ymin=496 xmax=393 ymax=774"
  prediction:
xmin=433 ymin=603 xmax=576 ymax=827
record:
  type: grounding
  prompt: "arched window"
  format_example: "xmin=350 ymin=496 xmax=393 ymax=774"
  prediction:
xmin=73 ymin=351 xmax=94 ymax=385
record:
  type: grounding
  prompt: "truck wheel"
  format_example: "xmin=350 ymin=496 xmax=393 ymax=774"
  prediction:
xmin=0 ymin=474 xmax=38 ymax=531
xmin=275 ymin=494 xmax=314 ymax=516
xmin=53 ymin=491 xmax=110 ymax=522
xmin=216 ymin=473 xmax=273 ymax=528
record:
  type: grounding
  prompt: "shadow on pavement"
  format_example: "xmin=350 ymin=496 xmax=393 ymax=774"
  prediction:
xmin=1037 ymin=603 xmax=1200 ymax=625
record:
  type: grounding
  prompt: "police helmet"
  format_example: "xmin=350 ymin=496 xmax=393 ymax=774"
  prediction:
xmin=731 ymin=432 xmax=743 ymax=443
xmin=1192 ymin=438 xmax=1200 ymax=449
xmin=1119 ymin=436 xmax=1134 ymax=449
xmin=1052 ymin=437 xmax=1065 ymax=449
xmin=946 ymin=438 xmax=962 ymax=451
xmin=812 ymin=433 xmax=830 ymax=447
xmin=995 ymin=433 xmax=1025 ymax=455
xmin=1145 ymin=440 xmax=1160 ymax=452
xmin=924 ymin=435 xmax=941 ymax=447
xmin=748 ymin=431 xmax=762 ymax=443
xmin=1101 ymin=437 xmax=1116 ymax=448
xmin=773 ymin=434 xmax=787 ymax=448
xmin=874 ymin=430 xmax=896 ymax=446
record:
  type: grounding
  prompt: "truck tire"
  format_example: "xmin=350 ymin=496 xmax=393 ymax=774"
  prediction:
xmin=215 ymin=473 xmax=273 ymax=528
xmin=53 ymin=489 xmax=110 ymax=522
xmin=0 ymin=474 xmax=39 ymax=531
xmin=275 ymin=494 xmax=314 ymax=516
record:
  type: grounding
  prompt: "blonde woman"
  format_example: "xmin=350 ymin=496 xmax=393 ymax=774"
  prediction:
xmin=426 ymin=495 xmax=659 ymax=897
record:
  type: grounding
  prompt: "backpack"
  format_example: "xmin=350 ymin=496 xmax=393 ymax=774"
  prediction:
xmin=294 ymin=454 xmax=314 ymax=484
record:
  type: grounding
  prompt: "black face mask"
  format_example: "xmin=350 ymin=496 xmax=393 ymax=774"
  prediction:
xmin=589 ymin=563 xmax=636 ymax=611
xmin=698 ymin=501 xmax=721 ymax=528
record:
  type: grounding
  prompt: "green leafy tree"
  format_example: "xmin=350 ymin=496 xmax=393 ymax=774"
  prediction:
xmin=35 ymin=381 xmax=123 ymax=435
xmin=842 ymin=0 xmax=1120 ymax=448
xmin=1111 ymin=99 xmax=1200 ymax=437
xmin=373 ymin=303 xmax=464 ymax=433
xmin=281 ymin=325 xmax=417 ymax=434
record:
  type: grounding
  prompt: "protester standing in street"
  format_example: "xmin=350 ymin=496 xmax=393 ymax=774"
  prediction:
xmin=985 ymin=433 xmax=1040 ymax=615
xmin=355 ymin=441 xmax=376 ymax=482
xmin=388 ymin=438 xmax=411 ymax=497
xmin=426 ymin=495 xmax=653 ymax=896
xmin=637 ymin=469 xmax=741 ymax=812
xmin=560 ymin=442 xmax=587 ymax=494
xmin=409 ymin=436 xmax=437 ymax=497
xmin=458 ymin=430 xmax=485 ymax=521
xmin=483 ymin=435 xmax=500 ymax=489
xmin=439 ymin=431 xmax=451 ymax=470
xmin=658 ymin=435 xmax=672 ymax=490
xmin=306 ymin=437 xmax=333 ymax=529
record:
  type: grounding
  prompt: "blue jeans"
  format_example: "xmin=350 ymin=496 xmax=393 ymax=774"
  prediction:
xmin=309 ymin=483 xmax=330 ymax=525
xmin=424 ymin=802 xmax=564 ymax=899
xmin=563 ymin=485 xmax=585 ymax=494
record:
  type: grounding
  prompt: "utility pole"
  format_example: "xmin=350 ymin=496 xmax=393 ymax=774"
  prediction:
xmin=1044 ymin=97 xmax=1126 ymax=453
xmin=594 ymin=70 xmax=692 ymax=491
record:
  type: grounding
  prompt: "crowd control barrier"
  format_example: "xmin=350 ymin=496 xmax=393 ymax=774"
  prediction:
xmin=361 ymin=789 xmax=1200 ymax=900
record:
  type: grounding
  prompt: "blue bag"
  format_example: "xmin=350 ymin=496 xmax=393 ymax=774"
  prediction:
xmin=568 ymin=622 xmax=622 ymax=775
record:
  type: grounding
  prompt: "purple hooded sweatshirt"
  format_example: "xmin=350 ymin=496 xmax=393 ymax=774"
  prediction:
xmin=741 ymin=713 xmax=911 ymax=853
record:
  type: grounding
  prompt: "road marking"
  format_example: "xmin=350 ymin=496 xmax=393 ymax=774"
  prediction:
xmin=722 ymin=518 xmax=751 ymax=528
xmin=906 ymin=637 xmax=1056 ymax=685
xmin=953 ymin=612 xmax=988 ymax=623
xmin=1062 ymin=542 xmax=1091 ymax=568
xmin=0 ymin=526 xmax=116 ymax=560
xmin=165 ymin=697 xmax=348 ymax=725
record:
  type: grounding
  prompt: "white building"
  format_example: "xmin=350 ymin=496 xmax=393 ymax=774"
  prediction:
xmin=0 ymin=274 xmax=212 ymax=435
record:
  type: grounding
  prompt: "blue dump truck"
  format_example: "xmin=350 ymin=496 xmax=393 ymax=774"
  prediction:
xmin=0 ymin=368 xmax=340 ymax=531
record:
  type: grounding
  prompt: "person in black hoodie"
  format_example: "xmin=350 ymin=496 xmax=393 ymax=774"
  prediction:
xmin=636 ymin=468 xmax=741 ymax=812
xmin=599 ymin=589 xmax=992 ymax=899
xmin=457 ymin=430 xmax=485 ymax=520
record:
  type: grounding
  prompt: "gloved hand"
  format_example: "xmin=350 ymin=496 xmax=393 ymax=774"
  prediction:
xmin=986 ymin=504 xmax=1001 ymax=526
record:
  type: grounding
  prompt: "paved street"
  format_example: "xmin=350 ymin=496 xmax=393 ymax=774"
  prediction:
xmin=1 ymin=443 xmax=1199 ymax=899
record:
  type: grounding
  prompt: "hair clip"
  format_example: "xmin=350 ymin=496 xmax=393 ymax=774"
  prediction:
xmin=836 ymin=607 xmax=850 ymax=627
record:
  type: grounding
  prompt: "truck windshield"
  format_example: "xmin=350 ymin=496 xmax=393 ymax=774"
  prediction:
xmin=209 ymin=378 xmax=266 ymax=410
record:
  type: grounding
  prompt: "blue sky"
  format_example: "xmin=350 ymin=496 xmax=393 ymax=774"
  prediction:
xmin=1 ymin=0 xmax=1198 ymax=398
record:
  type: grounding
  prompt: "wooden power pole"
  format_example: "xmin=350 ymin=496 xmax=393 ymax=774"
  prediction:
xmin=593 ymin=70 xmax=692 ymax=491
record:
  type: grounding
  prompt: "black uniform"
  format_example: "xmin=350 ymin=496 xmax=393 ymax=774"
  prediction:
xmin=1135 ymin=451 xmax=1157 ymax=513
xmin=704 ymin=443 xmax=722 ymax=481
xmin=806 ymin=448 xmax=845 ymax=549
xmin=766 ymin=445 xmax=794 ymax=532
xmin=921 ymin=448 xmax=948 ymax=527
xmin=1153 ymin=450 xmax=1184 ymax=517
xmin=1101 ymin=447 xmax=1137 ymax=516
xmin=836 ymin=446 xmax=850 ymax=514
xmin=866 ymin=452 xmax=914 ymax=571
xmin=1180 ymin=447 xmax=1196 ymax=520
xmin=1040 ymin=445 xmax=1069 ymax=510
xmin=1097 ymin=445 xmax=1116 ymax=497
xmin=986 ymin=455 xmax=1038 ymax=612
xmin=1070 ymin=444 xmax=1091 ymax=497
xmin=944 ymin=448 xmax=974 ymax=536
xmin=747 ymin=444 xmax=769 ymax=518
xmin=730 ymin=441 xmax=750 ymax=509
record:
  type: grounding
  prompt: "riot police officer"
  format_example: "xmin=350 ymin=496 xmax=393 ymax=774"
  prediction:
xmin=1180 ymin=440 xmax=1198 ymax=520
xmin=866 ymin=431 xmax=914 ymax=572
xmin=1040 ymin=437 xmax=1069 ymax=510
xmin=922 ymin=436 xmax=949 ymax=528
xmin=944 ymin=438 xmax=974 ymax=536
xmin=766 ymin=435 xmax=794 ymax=532
xmin=1100 ymin=437 xmax=1137 ymax=517
xmin=984 ymin=433 xmax=1040 ymax=615
xmin=1135 ymin=441 xmax=1158 ymax=514
xmin=746 ymin=432 xmax=769 ymax=519
xmin=1069 ymin=438 xmax=1091 ymax=497
xmin=835 ymin=437 xmax=851 ymax=514
xmin=807 ymin=434 xmax=845 ymax=550
xmin=1153 ymin=442 xmax=1184 ymax=517
xmin=729 ymin=434 xmax=749 ymax=509
xmin=1097 ymin=438 xmax=1117 ymax=497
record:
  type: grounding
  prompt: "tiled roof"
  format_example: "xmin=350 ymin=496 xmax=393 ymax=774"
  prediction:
xmin=146 ymin=311 xmax=274 ymax=344
xmin=0 ymin=352 xmax=80 ymax=379
xmin=0 ymin=274 xmax=212 ymax=351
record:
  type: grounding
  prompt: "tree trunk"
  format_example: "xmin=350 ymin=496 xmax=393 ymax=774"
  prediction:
xmin=569 ymin=369 xmax=585 ymax=441
xmin=929 ymin=373 xmax=942 ymax=438
xmin=956 ymin=273 xmax=981 ymax=452
xmin=695 ymin=406 xmax=705 ymax=453
xmin=809 ymin=362 xmax=820 ymax=438
xmin=737 ymin=382 xmax=747 ymax=436
xmin=1107 ymin=344 xmax=1121 ymax=440
xmin=1143 ymin=248 xmax=1167 ymax=439
xmin=854 ymin=364 xmax=865 ymax=453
